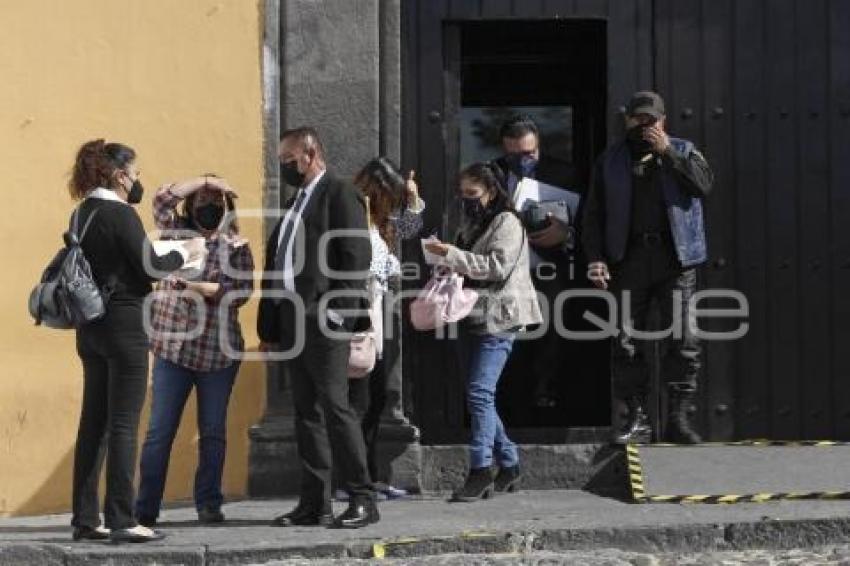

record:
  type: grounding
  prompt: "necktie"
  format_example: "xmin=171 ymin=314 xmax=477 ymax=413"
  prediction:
xmin=274 ymin=189 xmax=308 ymax=286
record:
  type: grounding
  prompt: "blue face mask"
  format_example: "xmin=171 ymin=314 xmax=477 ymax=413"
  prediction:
xmin=505 ymin=153 xmax=538 ymax=178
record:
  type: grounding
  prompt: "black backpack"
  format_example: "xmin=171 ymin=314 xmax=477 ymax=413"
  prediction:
xmin=28 ymin=207 xmax=109 ymax=329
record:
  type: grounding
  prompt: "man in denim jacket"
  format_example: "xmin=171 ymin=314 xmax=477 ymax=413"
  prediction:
xmin=582 ymin=91 xmax=714 ymax=445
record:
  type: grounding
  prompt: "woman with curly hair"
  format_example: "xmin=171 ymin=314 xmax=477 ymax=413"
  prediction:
xmin=68 ymin=140 xmax=204 ymax=542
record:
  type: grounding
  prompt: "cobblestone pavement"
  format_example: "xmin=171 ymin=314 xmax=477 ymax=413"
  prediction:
xmin=265 ymin=546 xmax=850 ymax=565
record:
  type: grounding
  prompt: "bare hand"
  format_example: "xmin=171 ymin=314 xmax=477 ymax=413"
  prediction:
xmin=424 ymin=240 xmax=450 ymax=257
xmin=184 ymin=280 xmax=220 ymax=298
xmin=406 ymin=170 xmax=419 ymax=200
xmin=588 ymin=261 xmax=611 ymax=290
xmin=644 ymin=123 xmax=670 ymax=154
xmin=528 ymin=214 xmax=569 ymax=248
xmin=182 ymin=237 xmax=206 ymax=262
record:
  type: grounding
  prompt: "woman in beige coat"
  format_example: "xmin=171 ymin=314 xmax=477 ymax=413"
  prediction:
xmin=425 ymin=162 xmax=542 ymax=502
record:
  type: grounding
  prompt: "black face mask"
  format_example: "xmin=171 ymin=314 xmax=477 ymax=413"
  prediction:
xmin=280 ymin=160 xmax=306 ymax=188
xmin=126 ymin=180 xmax=144 ymax=205
xmin=626 ymin=125 xmax=654 ymax=156
xmin=461 ymin=197 xmax=486 ymax=221
xmin=194 ymin=203 xmax=224 ymax=231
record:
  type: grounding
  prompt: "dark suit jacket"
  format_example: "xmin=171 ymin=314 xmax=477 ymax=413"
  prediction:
xmin=257 ymin=171 xmax=372 ymax=345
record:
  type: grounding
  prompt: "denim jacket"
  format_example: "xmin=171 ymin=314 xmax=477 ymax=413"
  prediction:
xmin=600 ymin=137 xmax=709 ymax=267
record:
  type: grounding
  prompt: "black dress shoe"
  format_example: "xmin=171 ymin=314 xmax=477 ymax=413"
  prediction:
xmin=109 ymin=527 xmax=166 ymax=543
xmin=493 ymin=465 xmax=521 ymax=493
xmin=72 ymin=526 xmax=110 ymax=541
xmin=197 ymin=507 xmax=225 ymax=524
xmin=331 ymin=497 xmax=380 ymax=529
xmin=271 ymin=504 xmax=333 ymax=527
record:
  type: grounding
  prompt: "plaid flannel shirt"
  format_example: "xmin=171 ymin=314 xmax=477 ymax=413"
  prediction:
xmin=149 ymin=185 xmax=255 ymax=371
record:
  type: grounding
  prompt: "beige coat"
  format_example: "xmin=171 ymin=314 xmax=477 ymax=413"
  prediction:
xmin=442 ymin=212 xmax=543 ymax=335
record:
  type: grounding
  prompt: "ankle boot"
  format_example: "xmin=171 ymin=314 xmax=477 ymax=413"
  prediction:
xmin=613 ymin=397 xmax=652 ymax=445
xmin=665 ymin=388 xmax=702 ymax=444
xmin=493 ymin=465 xmax=521 ymax=493
xmin=450 ymin=467 xmax=494 ymax=502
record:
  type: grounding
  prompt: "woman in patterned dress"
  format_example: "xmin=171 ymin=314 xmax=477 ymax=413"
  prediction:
xmin=345 ymin=157 xmax=424 ymax=499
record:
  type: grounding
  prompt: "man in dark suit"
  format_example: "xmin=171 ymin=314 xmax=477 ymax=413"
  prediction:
xmin=492 ymin=115 xmax=581 ymax=269
xmin=258 ymin=127 xmax=377 ymax=529
xmin=491 ymin=116 xmax=589 ymax=414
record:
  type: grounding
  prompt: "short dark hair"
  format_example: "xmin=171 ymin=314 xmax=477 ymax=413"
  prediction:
xmin=499 ymin=115 xmax=539 ymax=141
xmin=280 ymin=126 xmax=325 ymax=159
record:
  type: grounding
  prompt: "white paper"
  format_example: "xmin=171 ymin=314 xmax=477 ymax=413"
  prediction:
xmin=420 ymin=236 xmax=444 ymax=266
xmin=152 ymin=238 xmax=206 ymax=272
xmin=512 ymin=177 xmax=578 ymax=213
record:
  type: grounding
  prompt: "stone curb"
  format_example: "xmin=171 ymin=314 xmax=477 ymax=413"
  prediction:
xmin=4 ymin=517 xmax=850 ymax=564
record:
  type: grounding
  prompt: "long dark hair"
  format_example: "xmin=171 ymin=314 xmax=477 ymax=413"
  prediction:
xmin=68 ymin=139 xmax=136 ymax=199
xmin=181 ymin=173 xmax=239 ymax=234
xmin=354 ymin=156 xmax=408 ymax=248
xmin=456 ymin=161 xmax=517 ymax=248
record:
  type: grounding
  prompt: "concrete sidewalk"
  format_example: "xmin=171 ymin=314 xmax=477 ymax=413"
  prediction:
xmin=3 ymin=490 xmax=850 ymax=565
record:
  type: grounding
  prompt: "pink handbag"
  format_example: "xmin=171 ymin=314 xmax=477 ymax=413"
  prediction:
xmin=409 ymin=269 xmax=479 ymax=331
xmin=348 ymin=332 xmax=377 ymax=379
xmin=348 ymin=280 xmax=382 ymax=379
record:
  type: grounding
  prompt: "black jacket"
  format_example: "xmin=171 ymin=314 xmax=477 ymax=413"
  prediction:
xmin=257 ymin=172 xmax=372 ymax=345
xmin=582 ymin=139 xmax=713 ymax=265
xmin=75 ymin=198 xmax=184 ymax=303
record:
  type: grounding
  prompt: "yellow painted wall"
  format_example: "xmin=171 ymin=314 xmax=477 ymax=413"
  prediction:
xmin=0 ymin=0 xmax=266 ymax=516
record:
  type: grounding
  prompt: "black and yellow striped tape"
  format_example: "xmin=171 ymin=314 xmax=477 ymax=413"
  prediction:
xmin=638 ymin=491 xmax=850 ymax=504
xmin=632 ymin=440 xmax=849 ymax=448
xmin=625 ymin=440 xmax=850 ymax=504
xmin=625 ymin=443 xmax=646 ymax=501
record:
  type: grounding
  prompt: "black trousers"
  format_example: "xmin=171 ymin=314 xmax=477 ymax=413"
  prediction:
xmin=348 ymin=356 xmax=387 ymax=483
xmin=73 ymin=301 xmax=149 ymax=530
xmin=289 ymin=320 xmax=373 ymax=508
xmin=610 ymin=242 xmax=701 ymax=399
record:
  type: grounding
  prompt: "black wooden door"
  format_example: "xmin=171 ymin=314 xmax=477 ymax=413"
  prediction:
xmin=654 ymin=0 xmax=850 ymax=441
xmin=403 ymin=0 xmax=850 ymax=443
xmin=402 ymin=0 xmax=653 ymax=444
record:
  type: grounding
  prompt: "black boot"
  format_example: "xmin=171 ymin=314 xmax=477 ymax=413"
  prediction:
xmin=450 ymin=467 xmax=494 ymax=502
xmin=665 ymin=388 xmax=702 ymax=444
xmin=612 ymin=397 xmax=652 ymax=445
xmin=493 ymin=465 xmax=521 ymax=493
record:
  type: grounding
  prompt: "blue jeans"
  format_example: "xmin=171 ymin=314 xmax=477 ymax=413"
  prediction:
xmin=136 ymin=357 xmax=238 ymax=518
xmin=464 ymin=333 xmax=519 ymax=469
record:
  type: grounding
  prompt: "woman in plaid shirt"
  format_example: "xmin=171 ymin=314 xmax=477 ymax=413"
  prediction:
xmin=136 ymin=175 xmax=254 ymax=526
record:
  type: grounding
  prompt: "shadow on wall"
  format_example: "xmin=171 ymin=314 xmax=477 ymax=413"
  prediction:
xmin=15 ymin=353 xmax=266 ymax=517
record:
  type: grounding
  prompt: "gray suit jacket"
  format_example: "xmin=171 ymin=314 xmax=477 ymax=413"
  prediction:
xmin=442 ymin=212 xmax=543 ymax=335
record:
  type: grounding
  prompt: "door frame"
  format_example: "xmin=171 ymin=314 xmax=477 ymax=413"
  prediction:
xmin=401 ymin=0 xmax=654 ymax=445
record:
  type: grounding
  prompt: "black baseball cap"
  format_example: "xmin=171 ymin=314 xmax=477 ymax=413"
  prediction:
xmin=626 ymin=91 xmax=666 ymax=119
